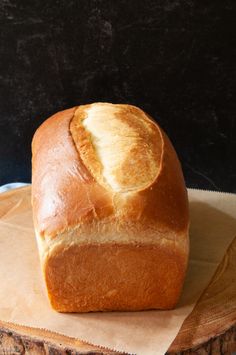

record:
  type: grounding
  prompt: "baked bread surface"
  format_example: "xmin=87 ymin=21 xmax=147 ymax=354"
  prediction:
xmin=32 ymin=103 xmax=189 ymax=312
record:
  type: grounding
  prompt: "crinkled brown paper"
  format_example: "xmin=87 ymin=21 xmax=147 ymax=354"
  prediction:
xmin=0 ymin=186 xmax=235 ymax=355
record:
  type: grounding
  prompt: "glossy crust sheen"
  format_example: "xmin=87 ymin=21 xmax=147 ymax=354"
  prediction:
xmin=32 ymin=103 xmax=189 ymax=312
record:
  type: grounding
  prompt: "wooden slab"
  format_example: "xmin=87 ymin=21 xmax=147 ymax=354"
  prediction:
xmin=168 ymin=236 xmax=236 ymax=354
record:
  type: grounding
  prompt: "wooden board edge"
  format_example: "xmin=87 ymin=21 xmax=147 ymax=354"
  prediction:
xmin=166 ymin=324 xmax=236 ymax=355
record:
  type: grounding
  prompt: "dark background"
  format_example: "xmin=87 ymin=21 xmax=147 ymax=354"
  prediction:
xmin=0 ymin=0 xmax=235 ymax=192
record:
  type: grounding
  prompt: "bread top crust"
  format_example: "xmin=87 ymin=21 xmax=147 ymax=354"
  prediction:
xmin=32 ymin=103 xmax=189 ymax=240
xmin=70 ymin=103 xmax=162 ymax=193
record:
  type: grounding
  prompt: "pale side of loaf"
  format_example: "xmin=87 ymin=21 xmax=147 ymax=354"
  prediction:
xmin=31 ymin=103 xmax=189 ymax=312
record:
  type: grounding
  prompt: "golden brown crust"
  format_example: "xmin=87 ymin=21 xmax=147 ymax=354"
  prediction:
xmin=32 ymin=103 xmax=189 ymax=312
xmin=32 ymin=104 xmax=188 ymax=237
xmin=31 ymin=107 xmax=114 ymax=237
xmin=45 ymin=243 xmax=187 ymax=312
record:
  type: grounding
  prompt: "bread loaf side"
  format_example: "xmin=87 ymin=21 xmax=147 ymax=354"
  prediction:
xmin=32 ymin=103 xmax=189 ymax=312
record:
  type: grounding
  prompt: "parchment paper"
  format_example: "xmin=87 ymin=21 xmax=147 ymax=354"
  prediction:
xmin=0 ymin=186 xmax=235 ymax=355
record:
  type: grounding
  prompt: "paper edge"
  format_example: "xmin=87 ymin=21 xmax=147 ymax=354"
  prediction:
xmin=187 ymin=187 xmax=236 ymax=196
xmin=0 ymin=319 xmax=128 ymax=354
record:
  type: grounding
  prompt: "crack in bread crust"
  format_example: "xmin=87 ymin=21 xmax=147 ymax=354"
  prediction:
xmin=70 ymin=103 xmax=163 ymax=193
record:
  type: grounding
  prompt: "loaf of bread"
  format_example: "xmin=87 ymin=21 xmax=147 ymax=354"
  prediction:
xmin=32 ymin=103 xmax=189 ymax=312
